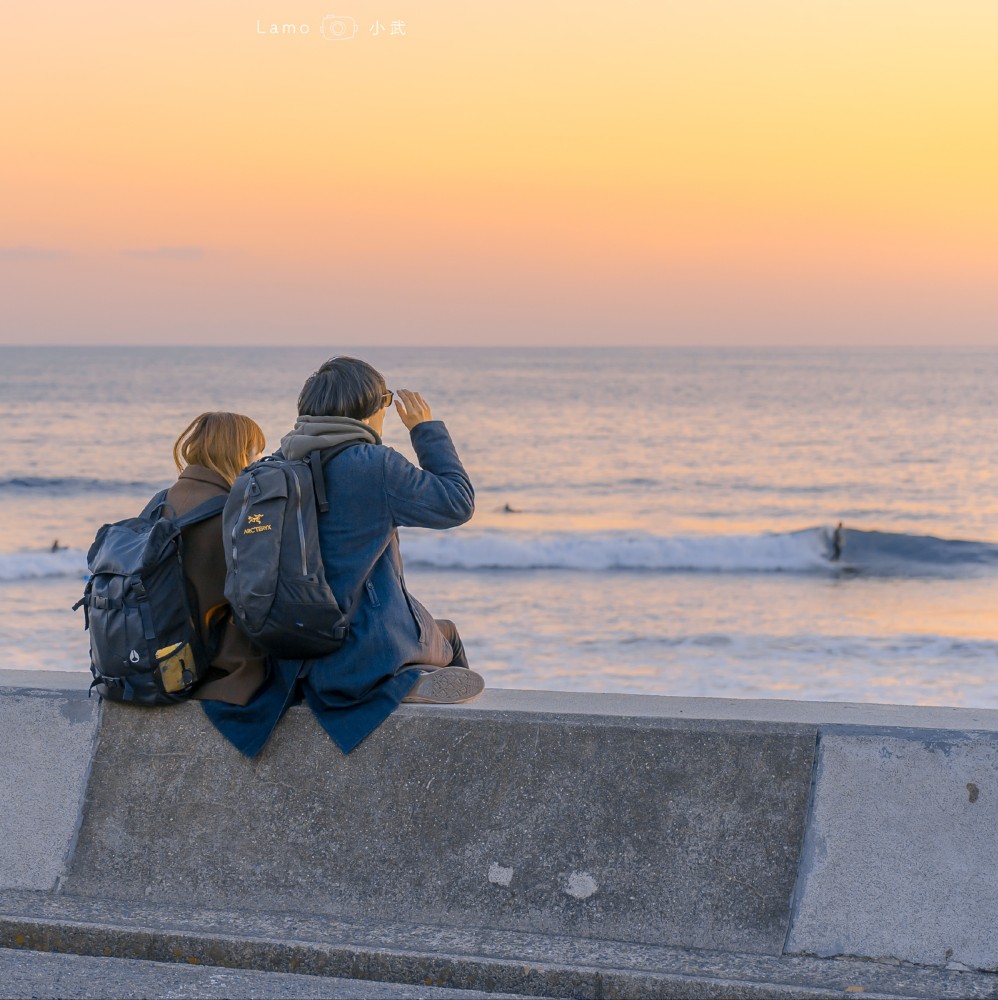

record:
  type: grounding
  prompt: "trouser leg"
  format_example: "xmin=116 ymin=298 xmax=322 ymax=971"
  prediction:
xmin=434 ymin=619 xmax=470 ymax=668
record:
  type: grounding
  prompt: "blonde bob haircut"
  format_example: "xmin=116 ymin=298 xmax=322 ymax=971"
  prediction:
xmin=173 ymin=412 xmax=265 ymax=487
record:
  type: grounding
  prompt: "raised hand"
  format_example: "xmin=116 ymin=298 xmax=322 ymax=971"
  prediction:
xmin=394 ymin=389 xmax=432 ymax=430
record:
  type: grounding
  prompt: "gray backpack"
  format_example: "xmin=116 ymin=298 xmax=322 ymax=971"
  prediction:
xmin=222 ymin=443 xmax=359 ymax=659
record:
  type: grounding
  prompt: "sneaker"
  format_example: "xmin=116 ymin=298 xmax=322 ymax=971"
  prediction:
xmin=403 ymin=666 xmax=485 ymax=704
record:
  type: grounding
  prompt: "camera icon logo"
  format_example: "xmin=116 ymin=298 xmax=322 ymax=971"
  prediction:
xmin=321 ymin=15 xmax=359 ymax=40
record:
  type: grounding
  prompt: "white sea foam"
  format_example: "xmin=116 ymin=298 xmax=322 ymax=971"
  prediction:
xmin=399 ymin=528 xmax=834 ymax=573
xmin=0 ymin=549 xmax=88 ymax=582
xmin=5 ymin=526 xmax=993 ymax=583
xmin=0 ymin=530 xmax=835 ymax=582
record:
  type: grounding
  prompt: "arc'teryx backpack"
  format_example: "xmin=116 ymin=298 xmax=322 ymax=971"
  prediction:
xmin=74 ymin=491 xmax=227 ymax=704
xmin=222 ymin=442 xmax=360 ymax=659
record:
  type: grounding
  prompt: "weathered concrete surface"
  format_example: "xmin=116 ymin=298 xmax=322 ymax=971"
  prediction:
xmin=787 ymin=731 xmax=998 ymax=971
xmin=3 ymin=673 xmax=997 ymax=991
xmin=0 ymin=948 xmax=539 ymax=1000
xmin=0 ymin=688 xmax=99 ymax=891
xmin=0 ymin=670 xmax=91 ymax=692
xmin=63 ymin=701 xmax=816 ymax=955
xmin=2 ymin=891 xmax=996 ymax=1000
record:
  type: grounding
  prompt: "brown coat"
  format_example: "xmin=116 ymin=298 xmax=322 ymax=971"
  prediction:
xmin=165 ymin=465 xmax=267 ymax=706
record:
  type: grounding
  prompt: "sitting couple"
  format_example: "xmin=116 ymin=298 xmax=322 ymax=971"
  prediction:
xmin=167 ymin=355 xmax=483 ymax=755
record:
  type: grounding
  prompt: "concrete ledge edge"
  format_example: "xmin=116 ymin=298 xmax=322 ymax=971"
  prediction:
xmin=0 ymin=902 xmax=994 ymax=1000
xmin=2 ymin=671 xmax=997 ymax=734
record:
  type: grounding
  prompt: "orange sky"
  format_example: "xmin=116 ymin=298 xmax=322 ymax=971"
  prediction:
xmin=2 ymin=1 xmax=996 ymax=345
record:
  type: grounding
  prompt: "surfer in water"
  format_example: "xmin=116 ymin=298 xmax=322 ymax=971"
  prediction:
xmin=828 ymin=522 xmax=843 ymax=562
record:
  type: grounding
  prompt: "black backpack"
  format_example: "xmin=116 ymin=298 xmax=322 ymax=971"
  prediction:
xmin=74 ymin=491 xmax=227 ymax=704
xmin=222 ymin=442 xmax=360 ymax=659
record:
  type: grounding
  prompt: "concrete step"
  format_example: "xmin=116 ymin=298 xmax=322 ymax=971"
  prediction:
xmin=1 ymin=891 xmax=994 ymax=1000
xmin=0 ymin=947 xmax=538 ymax=999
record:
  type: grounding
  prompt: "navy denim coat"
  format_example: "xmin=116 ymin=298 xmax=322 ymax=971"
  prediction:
xmin=202 ymin=420 xmax=474 ymax=754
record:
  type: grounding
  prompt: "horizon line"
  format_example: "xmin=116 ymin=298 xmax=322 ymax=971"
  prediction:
xmin=2 ymin=342 xmax=998 ymax=352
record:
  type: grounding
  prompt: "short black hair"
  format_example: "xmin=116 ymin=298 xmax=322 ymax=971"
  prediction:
xmin=297 ymin=356 xmax=386 ymax=419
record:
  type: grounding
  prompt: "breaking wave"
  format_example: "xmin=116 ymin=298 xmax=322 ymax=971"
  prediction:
xmin=400 ymin=526 xmax=998 ymax=577
xmin=3 ymin=526 xmax=997 ymax=583
xmin=0 ymin=549 xmax=89 ymax=582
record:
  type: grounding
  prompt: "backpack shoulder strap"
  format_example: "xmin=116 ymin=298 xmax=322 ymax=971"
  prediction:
xmin=139 ymin=489 xmax=170 ymax=520
xmin=174 ymin=494 xmax=227 ymax=529
xmin=320 ymin=439 xmax=366 ymax=466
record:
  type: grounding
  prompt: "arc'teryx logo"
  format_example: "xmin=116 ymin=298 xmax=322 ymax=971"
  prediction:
xmin=243 ymin=511 xmax=273 ymax=535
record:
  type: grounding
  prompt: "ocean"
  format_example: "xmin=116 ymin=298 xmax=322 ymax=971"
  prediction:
xmin=2 ymin=345 xmax=996 ymax=708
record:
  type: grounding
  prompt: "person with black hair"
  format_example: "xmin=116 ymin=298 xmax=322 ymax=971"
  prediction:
xmin=203 ymin=356 xmax=482 ymax=756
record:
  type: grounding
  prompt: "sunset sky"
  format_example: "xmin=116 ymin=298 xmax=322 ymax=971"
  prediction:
xmin=2 ymin=1 xmax=996 ymax=346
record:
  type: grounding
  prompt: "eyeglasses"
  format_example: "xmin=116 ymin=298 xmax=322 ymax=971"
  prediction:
xmin=381 ymin=390 xmax=394 ymax=409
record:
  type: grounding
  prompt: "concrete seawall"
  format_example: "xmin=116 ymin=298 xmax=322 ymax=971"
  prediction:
xmin=2 ymin=669 xmax=996 ymax=999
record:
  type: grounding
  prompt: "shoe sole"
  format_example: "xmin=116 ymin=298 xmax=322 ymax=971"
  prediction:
xmin=404 ymin=667 xmax=485 ymax=704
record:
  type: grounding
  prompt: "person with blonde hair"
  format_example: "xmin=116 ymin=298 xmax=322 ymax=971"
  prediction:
xmin=166 ymin=411 xmax=268 ymax=705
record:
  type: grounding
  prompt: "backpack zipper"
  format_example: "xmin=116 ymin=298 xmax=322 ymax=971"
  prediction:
xmin=229 ymin=476 xmax=254 ymax=615
xmin=230 ymin=477 xmax=254 ymax=575
xmin=292 ymin=471 xmax=308 ymax=575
